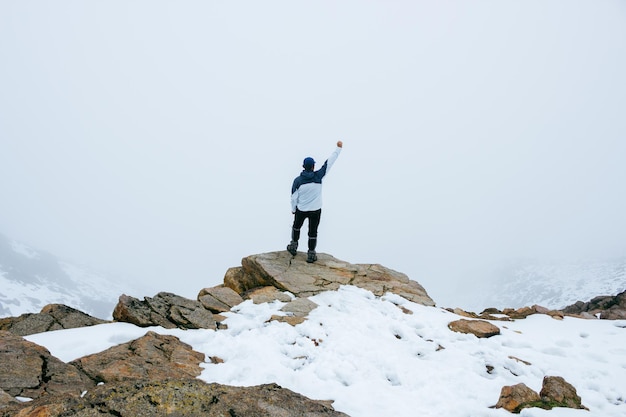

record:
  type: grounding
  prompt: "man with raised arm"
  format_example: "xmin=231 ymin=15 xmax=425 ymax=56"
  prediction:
xmin=287 ymin=141 xmax=343 ymax=263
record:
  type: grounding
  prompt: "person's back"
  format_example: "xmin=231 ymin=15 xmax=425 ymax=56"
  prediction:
xmin=288 ymin=141 xmax=343 ymax=263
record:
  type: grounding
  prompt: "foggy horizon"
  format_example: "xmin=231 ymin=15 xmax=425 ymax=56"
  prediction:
xmin=1 ymin=1 xmax=625 ymax=307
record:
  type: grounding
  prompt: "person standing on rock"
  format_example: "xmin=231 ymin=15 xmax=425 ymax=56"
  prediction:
xmin=287 ymin=141 xmax=343 ymax=263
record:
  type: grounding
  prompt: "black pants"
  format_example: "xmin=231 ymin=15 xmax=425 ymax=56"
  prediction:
xmin=291 ymin=209 xmax=322 ymax=251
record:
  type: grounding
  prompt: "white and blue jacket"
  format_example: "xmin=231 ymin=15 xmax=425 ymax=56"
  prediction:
xmin=291 ymin=146 xmax=342 ymax=212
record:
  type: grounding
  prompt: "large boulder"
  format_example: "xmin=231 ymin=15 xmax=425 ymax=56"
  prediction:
xmin=0 ymin=304 xmax=109 ymax=336
xmin=448 ymin=319 xmax=500 ymax=338
xmin=224 ymin=251 xmax=435 ymax=306
xmin=2 ymin=380 xmax=349 ymax=417
xmin=70 ymin=331 xmax=204 ymax=383
xmin=0 ymin=331 xmax=93 ymax=399
xmin=271 ymin=297 xmax=320 ymax=326
xmin=113 ymin=292 xmax=216 ymax=329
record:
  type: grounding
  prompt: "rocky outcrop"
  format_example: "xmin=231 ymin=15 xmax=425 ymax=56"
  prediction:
xmin=495 ymin=376 xmax=587 ymax=413
xmin=0 ymin=304 xmax=109 ymax=336
xmin=224 ymin=251 xmax=435 ymax=306
xmin=1 ymin=380 xmax=349 ymax=417
xmin=448 ymin=305 xmax=567 ymax=322
xmin=70 ymin=331 xmax=204 ymax=383
xmin=447 ymin=308 xmax=511 ymax=321
xmin=562 ymin=290 xmax=626 ymax=320
xmin=113 ymin=292 xmax=216 ymax=329
xmin=197 ymin=285 xmax=244 ymax=312
xmin=448 ymin=319 xmax=500 ymax=338
xmin=0 ymin=331 xmax=93 ymax=399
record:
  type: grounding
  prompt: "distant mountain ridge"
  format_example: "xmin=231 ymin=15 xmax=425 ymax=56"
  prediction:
xmin=0 ymin=233 xmax=139 ymax=319
xmin=480 ymin=258 xmax=626 ymax=310
xmin=2 ymin=230 xmax=625 ymax=319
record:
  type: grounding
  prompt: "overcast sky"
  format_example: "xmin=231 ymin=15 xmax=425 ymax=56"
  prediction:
xmin=1 ymin=1 xmax=625 ymax=307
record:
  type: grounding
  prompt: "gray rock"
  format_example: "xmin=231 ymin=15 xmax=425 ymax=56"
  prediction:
xmin=562 ymin=290 xmax=626 ymax=320
xmin=281 ymin=297 xmax=319 ymax=317
xmin=197 ymin=285 xmax=244 ymax=312
xmin=2 ymin=380 xmax=349 ymax=417
xmin=225 ymin=251 xmax=435 ymax=306
xmin=269 ymin=297 xmax=320 ymax=326
xmin=113 ymin=292 xmax=216 ymax=330
xmin=0 ymin=304 xmax=109 ymax=336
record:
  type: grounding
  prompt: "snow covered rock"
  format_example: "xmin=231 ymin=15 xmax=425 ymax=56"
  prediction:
xmin=448 ymin=319 xmax=500 ymax=338
xmin=270 ymin=297 xmax=320 ymax=326
xmin=280 ymin=297 xmax=318 ymax=317
xmin=562 ymin=290 xmax=626 ymax=320
xmin=70 ymin=331 xmax=204 ymax=383
xmin=0 ymin=380 xmax=349 ymax=417
xmin=448 ymin=307 xmax=511 ymax=321
xmin=501 ymin=305 xmax=564 ymax=320
xmin=0 ymin=304 xmax=109 ymax=336
xmin=0 ymin=331 xmax=93 ymax=399
xmin=224 ymin=251 xmax=435 ymax=306
xmin=113 ymin=292 xmax=216 ymax=329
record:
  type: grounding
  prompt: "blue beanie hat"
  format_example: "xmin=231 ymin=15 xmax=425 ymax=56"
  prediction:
xmin=303 ymin=157 xmax=315 ymax=170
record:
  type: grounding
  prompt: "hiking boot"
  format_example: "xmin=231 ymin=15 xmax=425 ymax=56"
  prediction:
xmin=306 ymin=250 xmax=317 ymax=263
xmin=287 ymin=241 xmax=298 ymax=256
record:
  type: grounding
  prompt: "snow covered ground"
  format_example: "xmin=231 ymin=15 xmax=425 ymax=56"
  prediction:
xmin=26 ymin=285 xmax=626 ymax=417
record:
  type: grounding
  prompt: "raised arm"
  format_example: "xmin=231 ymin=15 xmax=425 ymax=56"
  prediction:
xmin=323 ymin=141 xmax=343 ymax=174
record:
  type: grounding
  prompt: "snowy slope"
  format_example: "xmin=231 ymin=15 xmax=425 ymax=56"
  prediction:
xmin=445 ymin=259 xmax=626 ymax=312
xmin=26 ymin=286 xmax=626 ymax=417
xmin=0 ymin=233 xmax=140 ymax=319
xmin=479 ymin=259 xmax=626 ymax=311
